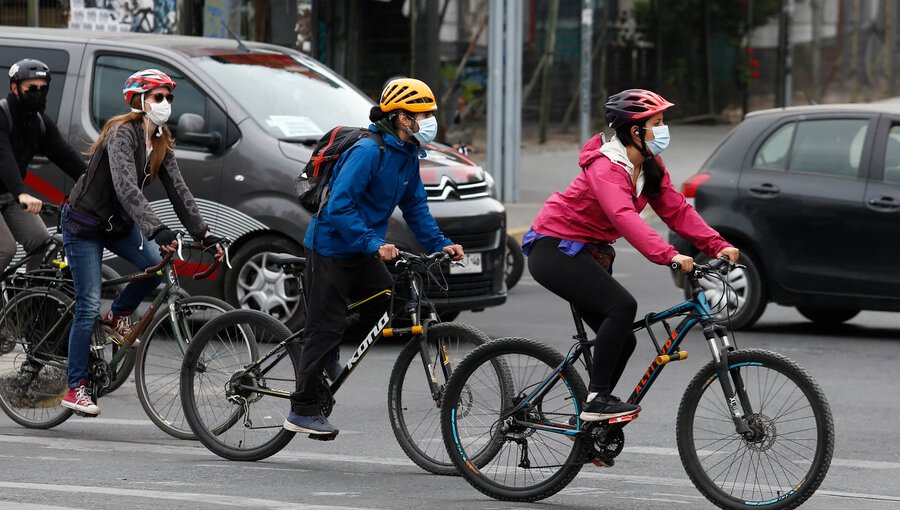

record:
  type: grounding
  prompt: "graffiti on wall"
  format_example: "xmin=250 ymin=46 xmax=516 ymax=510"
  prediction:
xmin=68 ymin=0 xmax=177 ymax=34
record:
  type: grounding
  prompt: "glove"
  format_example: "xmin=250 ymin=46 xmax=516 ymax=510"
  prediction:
xmin=153 ymin=227 xmax=177 ymax=247
xmin=202 ymin=233 xmax=225 ymax=248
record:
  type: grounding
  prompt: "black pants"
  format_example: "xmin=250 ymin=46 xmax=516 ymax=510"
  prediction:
xmin=290 ymin=250 xmax=393 ymax=415
xmin=527 ymin=236 xmax=637 ymax=395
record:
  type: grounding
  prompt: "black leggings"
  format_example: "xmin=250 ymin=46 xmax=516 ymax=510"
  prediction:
xmin=527 ymin=236 xmax=637 ymax=395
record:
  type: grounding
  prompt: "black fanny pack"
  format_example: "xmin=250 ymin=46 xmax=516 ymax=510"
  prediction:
xmin=63 ymin=205 xmax=103 ymax=239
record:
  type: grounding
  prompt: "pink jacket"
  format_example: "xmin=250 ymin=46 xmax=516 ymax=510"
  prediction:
xmin=531 ymin=134 xmax=732 ymax=265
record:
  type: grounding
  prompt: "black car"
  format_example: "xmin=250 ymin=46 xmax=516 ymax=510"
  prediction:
xmin=669 ymin=103 xmax=900 ymax=329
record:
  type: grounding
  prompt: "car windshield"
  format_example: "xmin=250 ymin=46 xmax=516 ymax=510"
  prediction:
xmin=192 ymin=51 xmax=372 ymax=141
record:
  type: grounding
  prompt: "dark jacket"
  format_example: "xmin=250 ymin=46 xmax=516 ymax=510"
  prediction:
xmin=68 ymin=119 xmax=207 ymax=240
xmin=304 ymin=124 xmax=450 ymax=258
xmin=0 ymin=92 xmax=85 ymax=196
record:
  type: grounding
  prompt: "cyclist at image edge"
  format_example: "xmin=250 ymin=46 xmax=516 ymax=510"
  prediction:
xmin=0 ymin=59 xmax=87 ymax=272
xmin=284 ymin=77 xmax=464 ymax=437
xmin=524 ymin=89 xmax=739 ymax=423
xmin=60 ymin=69 xmax=225 ymax=415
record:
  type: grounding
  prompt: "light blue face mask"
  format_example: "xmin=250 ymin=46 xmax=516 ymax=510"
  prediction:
xmin=646 ymin=125 xmax=670 ymax=156
xmin=413 ymin=116 xmax=438 ymax=145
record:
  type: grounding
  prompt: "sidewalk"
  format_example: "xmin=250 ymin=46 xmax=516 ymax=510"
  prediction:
xmin=469 ymin=124 xmax=735 ymax=241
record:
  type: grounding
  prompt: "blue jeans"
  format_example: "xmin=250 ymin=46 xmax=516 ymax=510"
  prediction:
xmin=62 ymin=207 xmax=162 ymax=388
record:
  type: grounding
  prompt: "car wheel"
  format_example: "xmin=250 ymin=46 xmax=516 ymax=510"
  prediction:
xmin=505 ymin=235 xmax=525 ymax=290
xmin=796 ymin=306 xmax=859 ymax=325
xmin=684 ymin=251 xmax=766 ymax=330
xmin=223 ymin=236 xmax=306 ymax=331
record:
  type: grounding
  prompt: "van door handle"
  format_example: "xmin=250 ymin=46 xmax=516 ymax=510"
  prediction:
xmin=867 ymin=196 xmax=900 ymax=211
xmin=748 ymin=183 xmax=780 ymax=197
xmin=29 ymin=155 xmax=50 ymax=166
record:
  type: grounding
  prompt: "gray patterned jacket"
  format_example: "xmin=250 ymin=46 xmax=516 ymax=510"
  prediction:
xmin=69 ymin=119 xmax=208 ymax=240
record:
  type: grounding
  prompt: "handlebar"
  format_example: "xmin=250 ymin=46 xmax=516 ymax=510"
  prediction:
xmin=671 ymin=256 xmax=741 ymax=277
xmin=18 ymin=201 xmax=60 ymax=217
xmin=145 ymin=232 xmax=232 ymax=280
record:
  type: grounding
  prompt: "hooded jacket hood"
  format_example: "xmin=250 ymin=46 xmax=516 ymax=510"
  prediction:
xmin=579 ymin=132 xmax=642 ymax=195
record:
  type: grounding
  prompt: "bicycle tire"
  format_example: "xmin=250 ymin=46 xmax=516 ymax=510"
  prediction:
xmin=0 ymin=288 xmax=74 ymax=428
xmin=387 ymin=321 xmax=490 ymax=475
xmin=181 ymin=309 xmax=298 ymax=461
xmin=135 ymin=296 xmax=235 ymax=440
xmin=441 ymin=337 xmax=588 ymax=502
xmin=676 ymin=349 xmax=834 ymax=510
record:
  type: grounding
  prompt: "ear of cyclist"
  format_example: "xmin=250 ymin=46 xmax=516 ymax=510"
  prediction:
xmin=59 ymin=68 xmax=225 ymax=415
xmin=0 ymin=58 xmax=87 ymax=273
xmin=524 ymin=88 xmax=738 ymax=422
xmin=285 ymin=77 xmax=463 ymax=437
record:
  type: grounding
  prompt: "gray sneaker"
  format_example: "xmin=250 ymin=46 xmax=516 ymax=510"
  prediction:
xmin=283 ymin=411 xmax=339 ymax=436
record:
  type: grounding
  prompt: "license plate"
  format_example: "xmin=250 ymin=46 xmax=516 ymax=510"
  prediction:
xmin=450 ymin=252 xmax=482 ymax=275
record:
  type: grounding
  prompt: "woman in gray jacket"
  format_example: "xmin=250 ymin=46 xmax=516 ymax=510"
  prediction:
xmin=60 ymin=69 xmax=223 ymax=415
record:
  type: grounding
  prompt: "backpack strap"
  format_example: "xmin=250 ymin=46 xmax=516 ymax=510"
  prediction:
xmin=369 ymin=131 xmax=385 ymax=171
xmin=0 ymin=98 xmax=46 ymax=137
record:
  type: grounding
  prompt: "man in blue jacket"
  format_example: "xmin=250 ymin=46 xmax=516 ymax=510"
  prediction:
xmin=284 ymin=78 xmax=464 ymax=436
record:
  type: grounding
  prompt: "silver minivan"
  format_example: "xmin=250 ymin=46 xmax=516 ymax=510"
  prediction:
xmin=0 ymin=27 xmax=508 ymax=329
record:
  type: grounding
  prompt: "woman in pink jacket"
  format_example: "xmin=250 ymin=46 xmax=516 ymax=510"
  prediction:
xmin=524 ymin=89 xmax=739 ymax=422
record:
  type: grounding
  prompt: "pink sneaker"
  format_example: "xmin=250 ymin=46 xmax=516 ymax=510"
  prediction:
xmin=61 ymin=379 xmax=100 ymax=415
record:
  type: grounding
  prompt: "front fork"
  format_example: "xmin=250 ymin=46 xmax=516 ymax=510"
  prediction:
xmin=703 ymin=323 xmax=753 ymax=436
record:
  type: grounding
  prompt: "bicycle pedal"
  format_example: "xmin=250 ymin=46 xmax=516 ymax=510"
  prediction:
xmin=592 ymin=457 xmax=615 ymax=468
xmin=607 ymin=411 xmax=640 ymax=425
xmin=308 ymin=432 xmax=338 ymax=441
xmin=74 ymin=411 xmax=99 ymax=418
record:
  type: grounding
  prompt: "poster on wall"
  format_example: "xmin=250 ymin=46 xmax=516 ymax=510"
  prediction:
xmin=203 ymin=0 xmax=230 ymax=38
xmin=68 ymin=0 xmax=177 ymax=33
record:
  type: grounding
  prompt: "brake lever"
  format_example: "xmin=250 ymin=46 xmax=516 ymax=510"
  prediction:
xmin=176 ymin=235 xmax=185 ymax=261
xmin=223 ymin=244 xmax=232 ymax=269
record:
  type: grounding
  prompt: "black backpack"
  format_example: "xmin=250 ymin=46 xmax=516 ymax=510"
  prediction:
xmin=294 ymin=126 xmax=384 ymax=214
xmin=0 ymin=97 xmax=46 ymax=137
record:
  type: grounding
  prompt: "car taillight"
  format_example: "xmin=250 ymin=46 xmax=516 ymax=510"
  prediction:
xmin=681 ymin=172 xmax=711 ymax=198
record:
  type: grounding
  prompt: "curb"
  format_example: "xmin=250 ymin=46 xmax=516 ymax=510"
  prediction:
xmin=507 ymin=226 xmax=528 ymax=244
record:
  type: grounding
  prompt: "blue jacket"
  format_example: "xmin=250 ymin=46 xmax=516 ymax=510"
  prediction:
xmin=304 ymin=125 xmax=451 ymax=258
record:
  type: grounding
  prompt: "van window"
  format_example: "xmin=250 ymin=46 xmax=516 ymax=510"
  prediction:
xmin=192 ymin=51 xmax=371 ymax=141
xmin=91 ymin=54 xmax=228 ymax=151
xmin=0 ymin=46 xmax=70 ymax=122
xmin=788 ymin=119 xmax=868 ymax=178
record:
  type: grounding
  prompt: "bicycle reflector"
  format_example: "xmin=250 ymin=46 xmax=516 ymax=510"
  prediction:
xmin=681 ymin=172 xmax=711 ymax=198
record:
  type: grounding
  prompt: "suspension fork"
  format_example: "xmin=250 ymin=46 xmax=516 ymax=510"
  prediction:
xmin=703 ymin=322 xmax=751 ymax=435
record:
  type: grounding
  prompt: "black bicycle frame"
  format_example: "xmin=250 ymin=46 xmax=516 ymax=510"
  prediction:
xmin=236 ymin=260 xmax=447 ymax=400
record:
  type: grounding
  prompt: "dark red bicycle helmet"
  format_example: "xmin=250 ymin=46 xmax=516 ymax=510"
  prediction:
xmin=605 ymin=89 xmax=674 ymax=129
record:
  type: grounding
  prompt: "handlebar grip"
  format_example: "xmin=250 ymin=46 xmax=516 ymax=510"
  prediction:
xmin=670 ymin=262 xmax=681 ymax=270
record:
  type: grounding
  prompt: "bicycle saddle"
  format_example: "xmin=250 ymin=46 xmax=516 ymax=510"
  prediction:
xmin=268 ymin=252 xmax=306 ymax=267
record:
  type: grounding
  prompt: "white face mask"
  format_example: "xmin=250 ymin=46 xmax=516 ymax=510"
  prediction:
xmin=413 ymin=116 xmax=438 ymax=146
xmin=145 ymin=97 xmax=171 ymax=127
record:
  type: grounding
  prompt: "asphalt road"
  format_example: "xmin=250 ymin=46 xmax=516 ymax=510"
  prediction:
xmin=1 ymin=233 xmax=898 ymax=510
xmin=1 ymin=125 xmax=898 ymax=509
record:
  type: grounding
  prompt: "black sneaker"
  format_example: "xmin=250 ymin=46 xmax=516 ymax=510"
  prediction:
xmin=580 ymin=394 xmax=640 ymax=422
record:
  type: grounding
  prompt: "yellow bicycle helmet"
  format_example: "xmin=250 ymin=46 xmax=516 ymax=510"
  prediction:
xmin=379 ymin=78 xmax=437 ymax=113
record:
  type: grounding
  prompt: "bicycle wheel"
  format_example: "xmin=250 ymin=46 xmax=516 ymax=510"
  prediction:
xmin=387 ymin=322 xmax=490 ymax=475
xmin=676 ymin=349 xmax=834 ymax=510
xmin=441 ymin=337 xmax=588 ymax=502
xmin=135 ymin=296 xmax=235 ymax=440
xmin=0 ymin=288 xmax=73 ymax=428
xmin=181 ymin=309 xmax=298 ymax=461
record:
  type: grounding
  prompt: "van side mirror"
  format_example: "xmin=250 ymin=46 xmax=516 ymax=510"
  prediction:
xmin=176 ymin=113 xmax=222 ymax=152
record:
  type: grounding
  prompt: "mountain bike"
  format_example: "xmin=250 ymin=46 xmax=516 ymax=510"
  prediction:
xmin=0 ymin=203 xmax=126 ymax=370
xmin=180 ymin=251 xmax=493 ymax=475
xmin=441 ymin=257 xmax=834 ymax=509
xmin=0 ymin=238 xmax=233 ymax=439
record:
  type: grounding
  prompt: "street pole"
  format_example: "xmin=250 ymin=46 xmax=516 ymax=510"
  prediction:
xmin=27 ymin=0 xmax=39 ymax=27
xmin=487 ymin=0 xmax=522 ymax=203
xmin=579 ymin=0 xmax=594 ymax=144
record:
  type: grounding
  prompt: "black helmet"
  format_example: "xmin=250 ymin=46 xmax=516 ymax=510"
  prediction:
xmin=8 ymin=59 xmax=51 ymax=85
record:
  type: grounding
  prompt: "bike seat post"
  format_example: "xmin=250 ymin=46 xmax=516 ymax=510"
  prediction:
xmin=570 ymin=304 xmax=589 ymax=343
